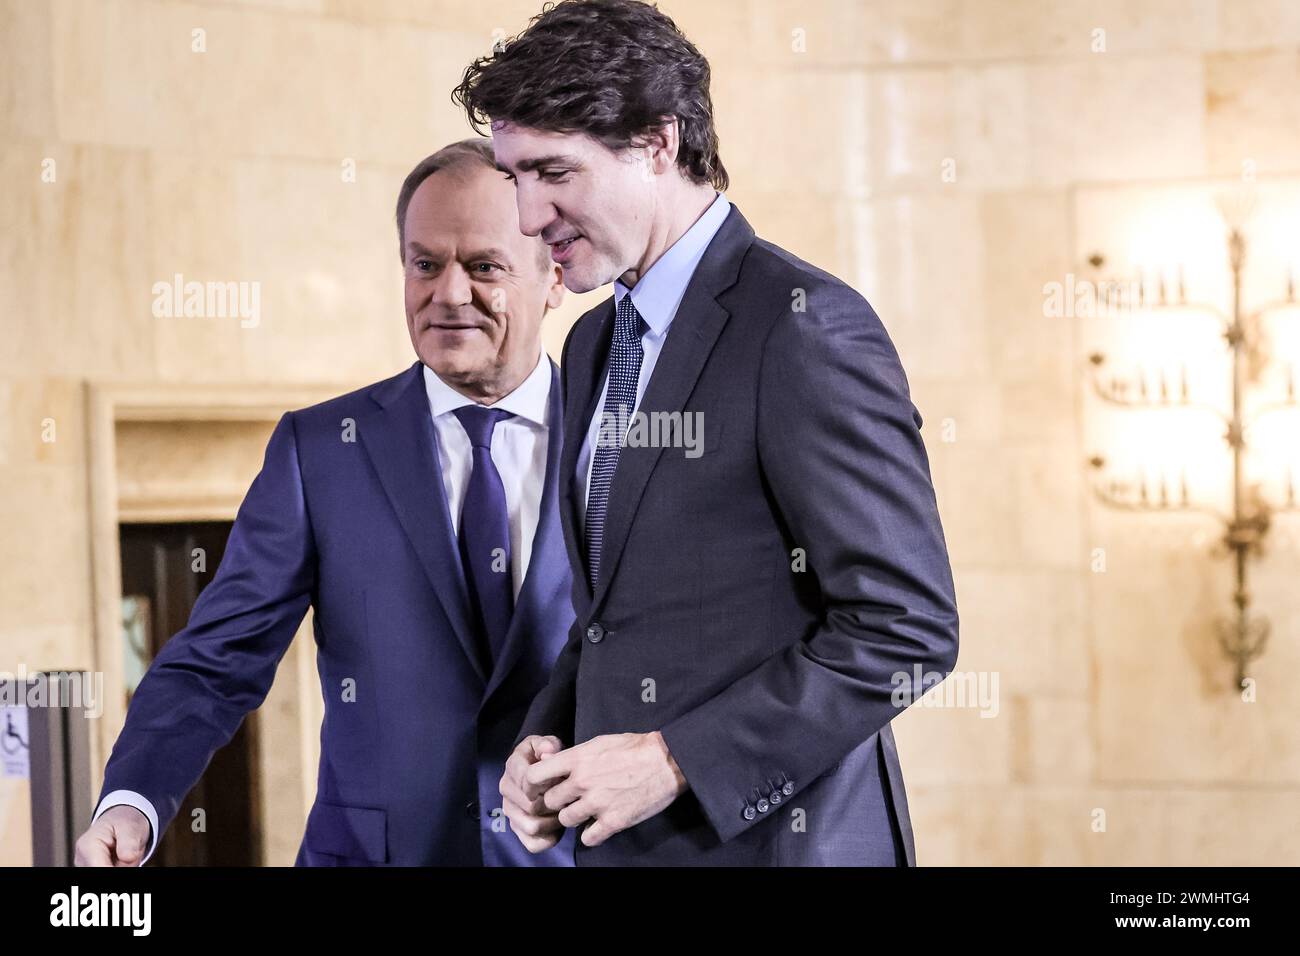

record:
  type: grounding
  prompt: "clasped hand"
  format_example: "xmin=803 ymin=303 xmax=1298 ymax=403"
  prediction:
xmin=498 ymin=731 xmax=687 ymax=851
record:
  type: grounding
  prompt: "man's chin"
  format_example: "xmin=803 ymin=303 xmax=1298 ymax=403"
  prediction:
xmin=418 ymin=346 xmax=485 ymax=385
xmin=561 ymin=267 xmax=610 ymax=295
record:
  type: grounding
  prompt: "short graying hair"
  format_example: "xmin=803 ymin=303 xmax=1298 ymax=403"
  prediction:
xmin=395 ymin=137 xmax=549 ymax=272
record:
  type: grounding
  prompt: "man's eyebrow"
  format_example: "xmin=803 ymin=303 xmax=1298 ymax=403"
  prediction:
xmin=497 ymin=154 xmax=580 ymax=174
xmin=406 ymin=241 xmax=514 ymax=263
xmin=405 ymin=241 xmax=441 ymax=258
xmin=464 ymin=246 xmax=514 ymax=262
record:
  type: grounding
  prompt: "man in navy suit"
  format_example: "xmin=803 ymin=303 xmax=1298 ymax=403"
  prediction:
xmin=456 ymin=0 xmax=960 ymax=865
xmin=75 ymin=138 xmax=577 ymax=867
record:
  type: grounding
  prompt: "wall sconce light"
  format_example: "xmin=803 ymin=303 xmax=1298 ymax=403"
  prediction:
xmin=1085 ymin=228 xmax=1298 ymax=690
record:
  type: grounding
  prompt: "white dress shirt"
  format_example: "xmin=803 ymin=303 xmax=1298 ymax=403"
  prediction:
xmin=95 ymin=350 xmax=554 ymax=865
xmin=576 ymin=191 xmax=731 ymax=525
xmin=424 ymin=348 xmax=552 ymax=600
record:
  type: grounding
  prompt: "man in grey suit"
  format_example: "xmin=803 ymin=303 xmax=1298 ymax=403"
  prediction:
xmin=455 ymin=0 xmax=960 ymax=866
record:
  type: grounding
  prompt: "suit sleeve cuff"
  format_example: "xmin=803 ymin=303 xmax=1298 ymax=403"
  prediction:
xmin=94 ymin=790 xmax=159 ymax=866
xmin=659 ymin=716 xmax=767 ymax=845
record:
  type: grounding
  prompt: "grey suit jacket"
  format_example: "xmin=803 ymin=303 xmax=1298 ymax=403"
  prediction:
xmin=518 ymin=203 xmax=959 ymax=866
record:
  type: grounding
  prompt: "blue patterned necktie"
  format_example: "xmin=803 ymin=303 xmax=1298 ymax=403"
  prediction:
xmin=585 ymin=294 xmax=645 ymax=586
xmin=453 ymin=405 xmax=515 ymax=672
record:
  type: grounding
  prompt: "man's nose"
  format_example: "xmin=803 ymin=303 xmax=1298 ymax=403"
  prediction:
xmin=430 ymin=262 xmax=472 ymax=307
xmin=514 ymin=181 xmax=552 ymax=239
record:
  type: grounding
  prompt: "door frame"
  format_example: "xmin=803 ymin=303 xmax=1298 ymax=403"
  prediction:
xmin=84 ymin=381 xmax=347 ymax=861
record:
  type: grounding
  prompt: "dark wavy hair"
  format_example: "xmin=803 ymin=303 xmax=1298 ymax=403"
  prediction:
xmin=452 ymin=0 xmax=728 ymax=191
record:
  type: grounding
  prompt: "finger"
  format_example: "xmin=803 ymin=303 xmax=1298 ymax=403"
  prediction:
xmin=505 ymin=734 xmax=549 ymax=776
xmin=580 ymin=817 xmax=616 ymax=848
xmin=504 ymin=746 xmax=534 ymax=786
xmin=75 ymin=833 xmax=113 ymax=867
xmin=529 ymin=736 xmax=562 ymax=759
xmin=520 ymin=829 xmax=561 ymax=854
xmin=502 ymin=797 xmax=545 ymax=842
xmin=519 ymin=768 xmax=558 ymax=803
xmin=500 ymin=775 xmax=549 ymax=817
xmin=510 ymin=812 xmax=561 ymax=843
xmin=531 ymin=813 xmax=565 ymax=836
xmin=500 ymin=796 xmax=527 ymax=834
xmin=541 ymin=776 xmax=583 ymax=813
xmin=557 ymin=797 xmax=597 ymax=830
xmin=524 ymin=750 xmax=574 ymax=789
xmin=502 ymin=796 xmax=562 ymax=839
xmin=501 ymin=795 xmax=537 ymax=834
xmin=112 ymin=826 xmax=147 ymax=866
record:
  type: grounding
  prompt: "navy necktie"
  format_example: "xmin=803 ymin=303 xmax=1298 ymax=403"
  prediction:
xmin=453 ymin=405 xmax=514 ymax=673
xmin=585 ymin=294 xmax=644 ymax=585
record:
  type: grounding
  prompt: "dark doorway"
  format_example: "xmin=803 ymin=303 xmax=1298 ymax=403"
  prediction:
xmin=118 ymin=521 xmax=261 ymax=866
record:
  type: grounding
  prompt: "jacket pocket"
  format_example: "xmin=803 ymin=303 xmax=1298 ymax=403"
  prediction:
xmin=304 ymin=800 xmax=388 ymax=863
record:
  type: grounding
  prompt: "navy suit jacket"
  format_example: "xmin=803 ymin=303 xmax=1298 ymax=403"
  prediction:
xmin=517 ymin=204 xmax=960 ymax=865
xmin=97 ymin=360 xmax=576 ymax=866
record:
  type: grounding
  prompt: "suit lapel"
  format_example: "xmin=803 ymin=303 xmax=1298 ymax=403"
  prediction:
xmin=359 ymin=362 xmax=486 ymax=685
xmin=483 ymin=360 xmax=568 ymax=700
xmin=589 ymin=205 xmax=756 ymax=612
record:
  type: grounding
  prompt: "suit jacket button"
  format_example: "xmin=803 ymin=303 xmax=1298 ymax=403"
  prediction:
xmin=586 ymin=622 xmax=605 ymax=643
xmin=782 ymin=781 xmax=794 ymax=796
xmin=756 ymin=798 xmax=770 ymax=813
xmin=466 ymin=801 xmax=480 ymax=819
xmin=769 ymin=790 xmax=782 ymax=805
xmin=742 ymin=804 xmax=756 ymax=820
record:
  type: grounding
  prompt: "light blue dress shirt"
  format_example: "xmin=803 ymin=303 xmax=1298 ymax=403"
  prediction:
xmin=576 ymin=191 xmax=731 ymax=525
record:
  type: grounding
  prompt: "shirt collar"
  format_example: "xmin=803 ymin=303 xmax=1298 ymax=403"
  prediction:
xmin=614 ymin=191 xmax=731 ymax=337
xmin=422 ymin=348 xmax=551 ymax=427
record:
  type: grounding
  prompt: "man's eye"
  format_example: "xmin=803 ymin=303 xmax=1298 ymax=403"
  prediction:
xmin=415 ymin=259 xmax=433 ymax=271
xmin=502 ymin=172 xmax=516 ymax=183
xmin=472 ymin=262 xmax=502 ymax=274
xmin=540 ymin=170 xmax=569 ymax=183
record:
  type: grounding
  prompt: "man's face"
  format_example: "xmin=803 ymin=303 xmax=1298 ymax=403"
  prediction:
xmin=490 ymin=122 xmax=655 ymax=294
xmin=402 ymin=164 xmax=563 ymax=397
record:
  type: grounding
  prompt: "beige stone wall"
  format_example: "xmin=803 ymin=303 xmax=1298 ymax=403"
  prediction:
xmin=2 ymin=0 xmax=1297 ymax=865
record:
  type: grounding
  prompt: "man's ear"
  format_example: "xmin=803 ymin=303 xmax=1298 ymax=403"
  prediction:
xmin=545 ymin=262 xmax=565 ymax=311
xmin=631 ymin=119 xmax=679 ymax=178
xmin=646 ymin=118 xmax=680 ymax=176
